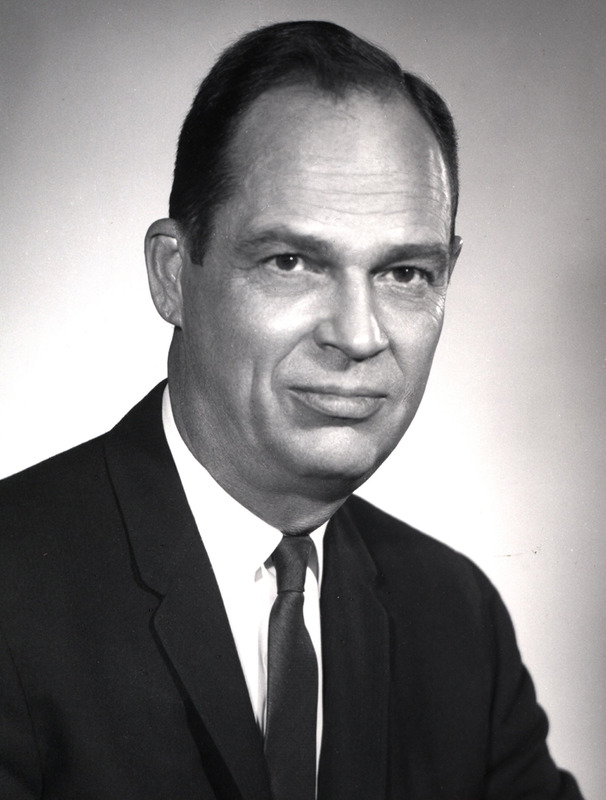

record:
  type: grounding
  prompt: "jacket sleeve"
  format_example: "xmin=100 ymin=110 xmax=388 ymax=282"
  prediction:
xmin=0 ymin=624 xmax=42 ymax=799
xmin=481 ymin=575 xmax=584 ymax=799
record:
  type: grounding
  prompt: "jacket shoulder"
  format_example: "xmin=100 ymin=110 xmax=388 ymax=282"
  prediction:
xmin=0 ymin=383 xmax=165 ymax=573
xmin=342 ymin=493 xmax=496 ymax=610
xmin=345 ymin=493 xmax=481 ymax=573
xmin=0 ymin=435 xmax=107 ymax=524
xmin=0 ymin=382 xmax=165 ymax=528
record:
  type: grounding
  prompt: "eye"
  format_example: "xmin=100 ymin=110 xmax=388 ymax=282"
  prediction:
xmin=388 ymin=266 xmax=428 ymax=284
xmin=269 ymin=253 xmax=305 ymax=272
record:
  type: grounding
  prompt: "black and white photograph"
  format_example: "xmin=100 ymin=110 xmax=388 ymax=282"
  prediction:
xmin=1 ymin=1 xmax=603 ymax=797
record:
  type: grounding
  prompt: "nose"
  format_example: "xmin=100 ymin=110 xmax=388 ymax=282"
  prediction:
xmin=313 ymin=275 xmax=389 ymax=361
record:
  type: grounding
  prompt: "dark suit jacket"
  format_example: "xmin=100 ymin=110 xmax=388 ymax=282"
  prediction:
xmin=0 ymin=384 xmax=583 ymax=799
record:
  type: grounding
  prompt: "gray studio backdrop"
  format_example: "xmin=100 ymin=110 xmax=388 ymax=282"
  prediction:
xmin=1 ymin=1 xmax=604 ymax=796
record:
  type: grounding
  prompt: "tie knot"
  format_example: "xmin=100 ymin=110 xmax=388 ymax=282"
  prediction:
xmin=272 ymin=534 xmax=313 ymax=593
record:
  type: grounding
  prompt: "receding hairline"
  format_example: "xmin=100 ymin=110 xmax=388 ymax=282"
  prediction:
xmin=169 ymin=21 xmax=460 ymax=261
xmin=202 ymin=81 xmax=454 ymax=244
xmin=227 ymin=74 xmax=448 ymax=153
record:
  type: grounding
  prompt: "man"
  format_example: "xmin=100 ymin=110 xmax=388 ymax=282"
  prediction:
xmin=0 ymin=20 xmax=584 ymax=800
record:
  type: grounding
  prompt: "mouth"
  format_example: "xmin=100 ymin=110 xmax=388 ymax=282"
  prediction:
xmin=289 ymin=387 xmax=386 ymax=420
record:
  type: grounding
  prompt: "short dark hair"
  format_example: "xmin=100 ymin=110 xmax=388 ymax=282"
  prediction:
xmin=169 ymin=20 xmax=459 ymax=263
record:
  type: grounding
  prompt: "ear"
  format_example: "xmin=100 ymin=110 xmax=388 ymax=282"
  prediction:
xmin=145 ymin=218 xmax=186 ymax=327
xmin=448 ymin=235 xmax=463 ymax=279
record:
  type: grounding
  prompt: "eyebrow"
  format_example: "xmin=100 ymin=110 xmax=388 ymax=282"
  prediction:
xmin=236 ymin=226 xmax=451 ymax=268
xmin=235 ymin=228 xmax=334 ymax=261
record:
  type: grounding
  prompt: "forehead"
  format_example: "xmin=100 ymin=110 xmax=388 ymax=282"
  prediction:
xmin=222 ymin=86 xmax=452 ymax=246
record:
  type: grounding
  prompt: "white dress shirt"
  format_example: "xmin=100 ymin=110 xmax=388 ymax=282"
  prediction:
xmin=161 ymin=386 xmax=325 ymax=765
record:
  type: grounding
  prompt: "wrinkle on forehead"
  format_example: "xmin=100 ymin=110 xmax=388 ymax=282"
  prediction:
xmin=273 ymin=180 xmax=451 ymax=215
xmin=235 ymin=179 xmax=452 ymax=244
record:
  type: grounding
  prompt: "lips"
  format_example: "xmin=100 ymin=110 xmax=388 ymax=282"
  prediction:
xmin=290 ymin=386 xmax=386 ymax=420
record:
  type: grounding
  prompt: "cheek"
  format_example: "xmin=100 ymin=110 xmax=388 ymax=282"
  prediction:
xmin=386 ymin=305 xmax=445 ymax=369
xmin=246 ymin=295 xmax=320 ymax=359
xmin=197 ymin=297 xmax=317 ymax=402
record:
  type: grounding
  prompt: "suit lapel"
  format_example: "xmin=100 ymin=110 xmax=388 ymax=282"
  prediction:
xmin=318 ymin=500 xmax=390 ymax=800
xmin=103 ymin=384 xmax=271 ymax=800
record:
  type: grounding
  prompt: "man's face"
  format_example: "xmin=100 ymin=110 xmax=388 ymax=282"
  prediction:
xmin=174 ymin=87 xmax=458 ymax=498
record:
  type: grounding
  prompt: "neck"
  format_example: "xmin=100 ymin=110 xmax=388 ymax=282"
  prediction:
xmin=167 ymin=344 xmax=355 ymax=533
xmin=178 ymin=419 xmax=351 ymax=532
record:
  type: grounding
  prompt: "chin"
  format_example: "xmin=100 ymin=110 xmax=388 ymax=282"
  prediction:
xmin=288 ymin=443 xmax=386 ymax=489
xmin=268 ymin=423 xmax=401 ymax=493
